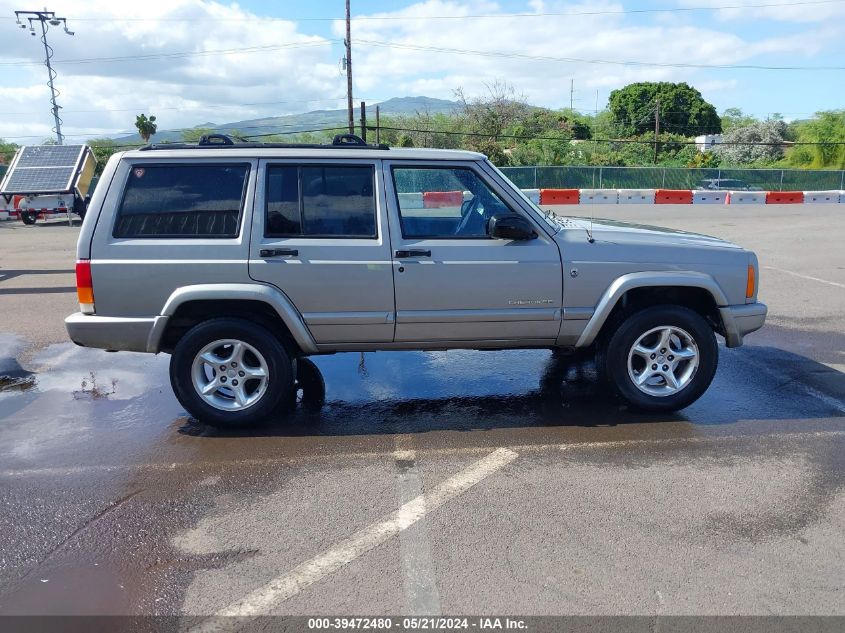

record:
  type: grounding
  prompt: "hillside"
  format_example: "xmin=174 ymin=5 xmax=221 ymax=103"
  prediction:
xmin=113 ymin=96 xmax=460 ymax=143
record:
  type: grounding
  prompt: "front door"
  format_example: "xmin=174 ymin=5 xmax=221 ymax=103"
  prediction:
xmin=383 ymin=161 xmax=563 ymax=344
xmin=249 ymin=159 xmax=395 ymax=345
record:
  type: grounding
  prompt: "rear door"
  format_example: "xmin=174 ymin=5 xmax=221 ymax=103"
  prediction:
xmin=383 ymin=160 xmax=563 ymax=344
xmin=249 ymin=158 xmax=396 ymax=345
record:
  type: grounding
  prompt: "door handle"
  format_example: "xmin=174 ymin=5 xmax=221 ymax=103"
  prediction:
xmin=260 ymin=248 xmax=299 ymax=258
xmin=394 ymin=249 xmax=431 ymax=258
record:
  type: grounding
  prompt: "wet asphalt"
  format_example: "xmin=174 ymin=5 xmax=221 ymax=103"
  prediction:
xmin=0 ymin=207 xmax=844 ymax=622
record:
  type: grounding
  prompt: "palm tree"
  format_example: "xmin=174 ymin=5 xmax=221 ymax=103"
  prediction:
xmin=135 ymin=114 xmax=158 ymax=142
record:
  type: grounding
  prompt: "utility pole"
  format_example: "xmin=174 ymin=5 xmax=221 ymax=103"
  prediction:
xmin=344 ymin=0 xmax=354 ymax=134
xmin=375 ymin=105 xmax=380 ymax=144
xmin=653 ymin=100 xmax=660 ymax=164
xmin=15 ymin=9 xmax=74 ymax=145
xmin=360 ymin=101 xmax=366 ymax=142
xmin=570 ymin=79 xmax=574 ymax=111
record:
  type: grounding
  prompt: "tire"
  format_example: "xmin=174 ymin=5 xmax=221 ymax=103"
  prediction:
xmin=20 ymin=211 xmax=37 ymax=225
xmin=601 ymin=305 xmax=717 ymax=412
xmin=170 ymin=318 xmax=293 ymax=427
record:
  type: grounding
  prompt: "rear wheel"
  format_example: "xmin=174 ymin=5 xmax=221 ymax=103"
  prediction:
xmin=601 ymin=305 xmax=717 ymax=412
xmin=20 ymin=211 xmax=37 ymax=225
xmin=170 ymin=318 xmax=293 ymax=427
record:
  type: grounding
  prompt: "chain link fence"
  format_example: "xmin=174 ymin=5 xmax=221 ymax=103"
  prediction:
xmin=500 ymin=166 xmax=845 ymax=192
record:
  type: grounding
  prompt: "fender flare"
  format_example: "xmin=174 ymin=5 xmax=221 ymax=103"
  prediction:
xmin=574 ymin=271 xmax=729 ymax=348
xmin=147 ymin=283 xmax=318 ymax=354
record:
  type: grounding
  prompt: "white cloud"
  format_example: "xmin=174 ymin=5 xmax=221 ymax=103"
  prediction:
xmin=0 ymin=0 xmax=344 ymax=141
xmin=677 ymin=0 xmax=845 ymax=23
xmin=0 ymin=0 xmax=840 ymax=142
xmin=346 ymin=0 xmax=829 ymax=111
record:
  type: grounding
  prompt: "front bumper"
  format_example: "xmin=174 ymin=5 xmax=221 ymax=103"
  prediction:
xmin=65 ymin=312 xmax=166 ymax=353
xmin=719 ymin=302 xmax=767 ymax=348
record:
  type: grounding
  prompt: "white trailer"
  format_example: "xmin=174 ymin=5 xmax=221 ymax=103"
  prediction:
xmin=0 ymin=144 xmax=97 ymax=225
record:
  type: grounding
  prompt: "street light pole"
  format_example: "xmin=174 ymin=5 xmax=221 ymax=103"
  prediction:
xmin=345 ymin=0 xmax=354 ymax=134
xmin=15 ymin=9 xmax=74 ymax=145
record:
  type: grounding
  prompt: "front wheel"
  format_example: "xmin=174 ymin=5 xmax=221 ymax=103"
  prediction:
xmin=601 ymin=305 xmax=717 ymax=412
xmin=170 ymin=318 xmax=293 ymax=427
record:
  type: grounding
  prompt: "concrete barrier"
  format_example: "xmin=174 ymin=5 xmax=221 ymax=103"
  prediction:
xmin=766 ymin=191 xmax=804 ymax=204
xmin=580 ymin=189 xmax=618 ymax=204
xmin=692 ymin=190 xmax=728 ymax=204
xmin=423 ymin=191 xmax=463 ymax=208
xmin=398 ymin=192 xmax=424 ymax=209
xmin=540 ymin=188 xmax=579 ymax=205
xmin=727 ymin=191 xmax=766 ymax=204
xmin=0 ymin=210 xmax=9 ymax=221
xmin=655 ymin=189 xmax=694 ymax=204
xmin=521 ymin=188 xmax=541 ymax=205
xmin=803 ymin=190 xmax=841 ymax=204
xmin=617 ymin=189 xmax=655 ymax=204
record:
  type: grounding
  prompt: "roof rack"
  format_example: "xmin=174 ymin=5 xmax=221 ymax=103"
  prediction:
xmin=139 ymin=133 xmax=390 ymax=151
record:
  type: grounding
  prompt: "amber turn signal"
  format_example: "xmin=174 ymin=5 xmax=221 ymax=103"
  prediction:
xmin=746 ymin=265 xmax=756 ymax=299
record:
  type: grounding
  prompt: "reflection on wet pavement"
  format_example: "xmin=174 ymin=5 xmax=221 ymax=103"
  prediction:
xmin=0 ymin=339 xmax=843 ymax=472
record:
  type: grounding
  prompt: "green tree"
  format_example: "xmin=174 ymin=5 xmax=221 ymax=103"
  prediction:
xmin=180 ymin=127 xmax=216 ymax=143
xmin=87 ymin=138 xmax=121 ymax=176
xmin=0 ymin=138 xmax=18 ymax=164
xmin=608 ymin=82 xmax=721 ymax=136
xmin=135 ymin=113 xmax=158 ymax=142
xmin=787 ymin=110 xmax=845 ymax=169
xmin=720 ymin=108 xmax=758 ymax=133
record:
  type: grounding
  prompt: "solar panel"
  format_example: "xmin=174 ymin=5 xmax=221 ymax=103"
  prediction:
xmin=1 ymin=145 xmax=86 ymax=194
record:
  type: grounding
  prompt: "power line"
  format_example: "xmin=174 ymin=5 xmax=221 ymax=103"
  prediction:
xmin=0 ymin=40 xmax=332 ymax=67
xmin=2 ymin=119 xmax=357 ymax=140
xmin=355 ymin=39 xmax=845 ymax=71
xmin=0 ymin=96 xmax=360 ymax=115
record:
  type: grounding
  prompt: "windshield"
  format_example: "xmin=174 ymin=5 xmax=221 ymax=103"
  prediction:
xmin=484 ymin=161 xmax=560 ymax=233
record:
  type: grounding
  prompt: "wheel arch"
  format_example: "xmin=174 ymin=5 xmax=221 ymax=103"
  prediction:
xmin=575 ymin=272 xmax=728 ymax=348
xmin=148 ymin=283 xmax=318 ymax=355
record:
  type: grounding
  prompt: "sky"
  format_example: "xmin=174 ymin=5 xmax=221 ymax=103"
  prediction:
xmin=0 ymin=0 xmax=843 ymax=144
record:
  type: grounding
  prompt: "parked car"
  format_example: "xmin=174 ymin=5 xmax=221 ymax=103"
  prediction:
xmin=66 ymin=134 xmax=767 ymax=426
xmin=697 ymin=178 xmax=762 ymax=191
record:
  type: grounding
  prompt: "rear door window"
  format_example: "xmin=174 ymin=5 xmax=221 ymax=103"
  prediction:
xmin=114 ymin=163 xmax=249 ymax=238
xmin=266 ymin=165 xmax=377 ymax=238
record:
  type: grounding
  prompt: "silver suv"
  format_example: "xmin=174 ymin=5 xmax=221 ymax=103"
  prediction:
xmin=66 ymin=135 xmax=767 ymax=426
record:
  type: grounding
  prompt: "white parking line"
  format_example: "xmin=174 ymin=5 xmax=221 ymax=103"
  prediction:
xmin=187 ymin=447 xmax=517 ymax=631
xmin=763 ymin=266 xmax=845 ymax=289
xmin=394 ymin=436 xmax=442 ymax=615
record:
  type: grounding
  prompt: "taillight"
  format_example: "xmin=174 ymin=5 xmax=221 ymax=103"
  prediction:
xmin=76 ymin=260 xmax=95 ymax=314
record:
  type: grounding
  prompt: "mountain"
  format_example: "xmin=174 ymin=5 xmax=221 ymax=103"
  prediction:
xmin=112 ymin=96 xmax=460 ymax=144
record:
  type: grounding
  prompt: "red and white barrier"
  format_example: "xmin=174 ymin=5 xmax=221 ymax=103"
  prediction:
xmin=693 ymin=190 xmax=728 ymax=204
xmin=521 ymin=188 xmax=540 ymax=205
xmin=726 ymin=191 xmax=766 ymax=204
xmin=519 ymin=187 xmax=843 ymax=206
xmin=803 ymin=190 xmax=841 ymax=204
xmin=617 ymin=189 xmax=656 ymax=204
xmin=398 ymin=192 xmax=424 ymax=209
xmin=655 ymin=189 xmax=694 ymax=204
xmin=580 ymin=189 xmax=618 ymax=204
xmin=766 ymin=191 xmax=804 ymax=204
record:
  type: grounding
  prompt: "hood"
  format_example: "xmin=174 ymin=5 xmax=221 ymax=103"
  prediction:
xmin=554 ymin=216 xmax=742 ymax=250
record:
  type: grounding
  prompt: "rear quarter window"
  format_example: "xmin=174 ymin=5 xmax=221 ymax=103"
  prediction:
xmin=114 ymin=163 xmax=250 ymax=238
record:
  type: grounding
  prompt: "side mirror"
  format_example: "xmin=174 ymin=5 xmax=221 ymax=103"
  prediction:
xmin=488 ymin=214 xmax=536 ymax=241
